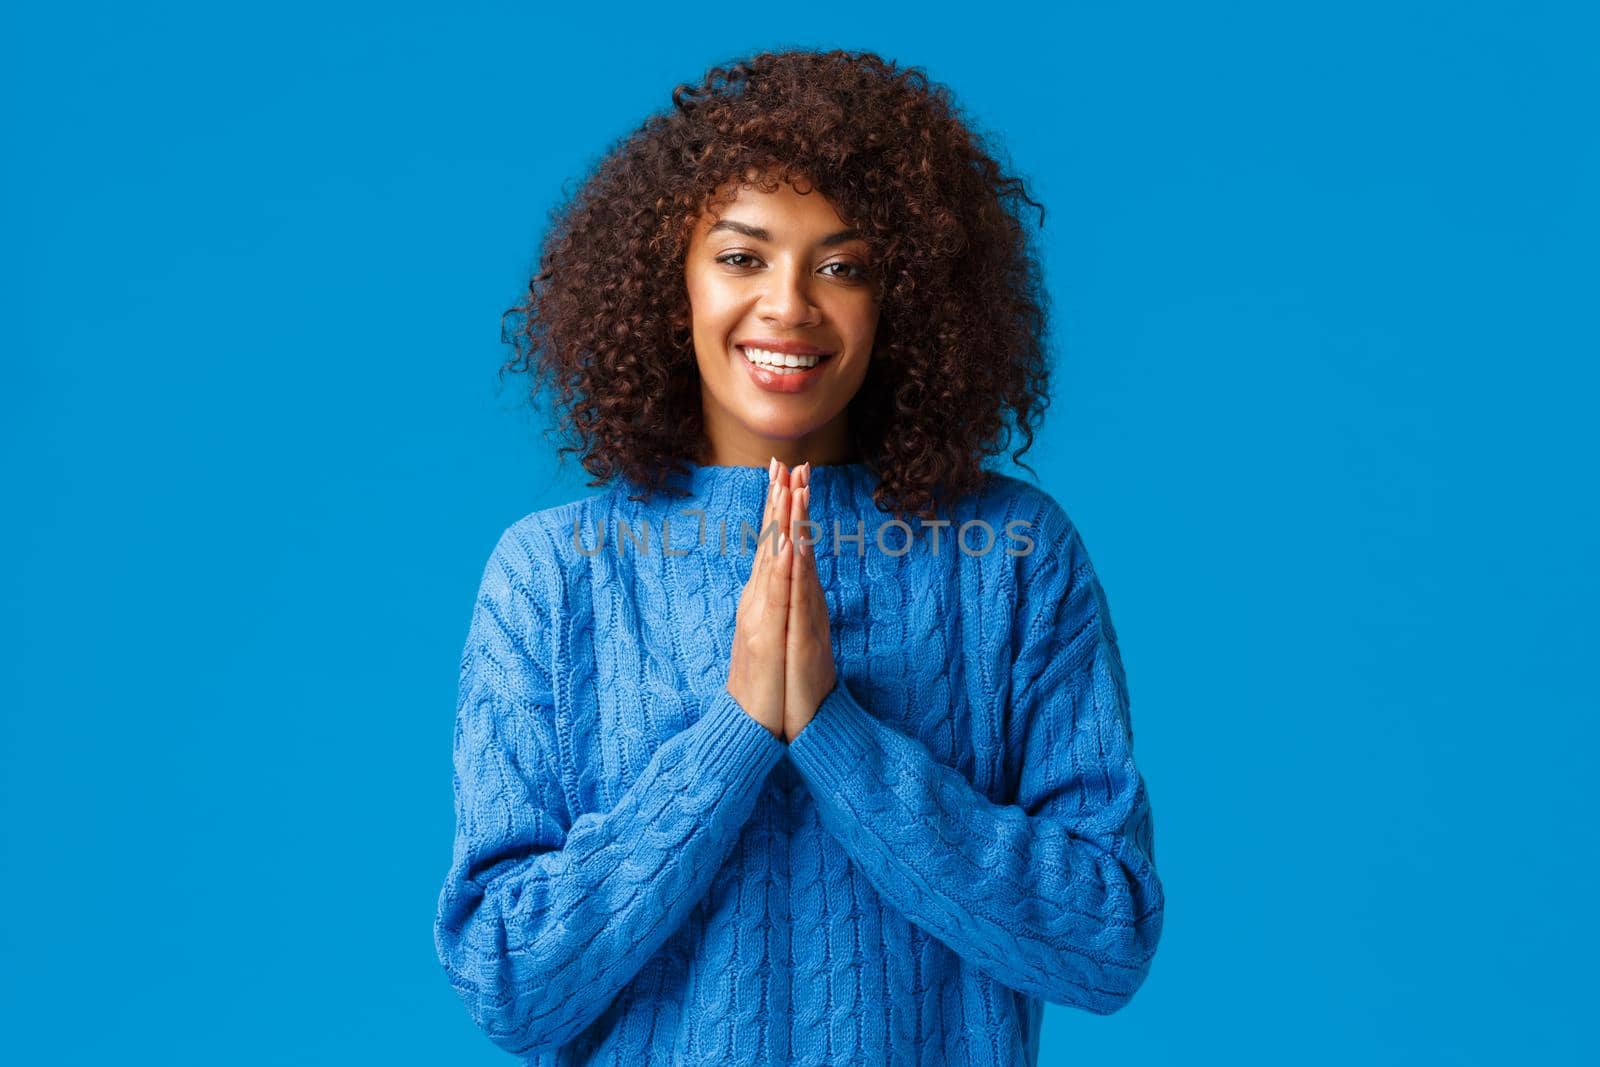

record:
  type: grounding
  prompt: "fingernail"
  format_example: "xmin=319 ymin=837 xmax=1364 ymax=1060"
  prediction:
xmin=769 ymin=456 xmax=777 ymax=483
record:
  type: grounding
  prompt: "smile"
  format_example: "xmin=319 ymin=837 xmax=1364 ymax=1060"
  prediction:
xmin=738 ymin=345 xmax=835 ymax=372
xmin=736 ymin=345 xmax=836 ymax=393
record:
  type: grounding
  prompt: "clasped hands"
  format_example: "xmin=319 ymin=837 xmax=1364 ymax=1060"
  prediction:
xmin=726 ymin=458 xmax=837 ymax=743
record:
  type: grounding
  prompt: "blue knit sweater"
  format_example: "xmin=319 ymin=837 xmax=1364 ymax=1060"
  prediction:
xmin=434 ymin=461 xmax=1163 ymax=1065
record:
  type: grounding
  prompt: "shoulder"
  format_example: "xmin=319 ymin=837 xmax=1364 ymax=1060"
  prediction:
xmin=982 ymin=477 xmax=1129 ymax=666
xmin=968 ymin=471 xmax=1090 ymax=580
xmin=968 ymin=472 xmax=1120 ymax=640
xmin=477 ymin=490 xmax=613 ymax=604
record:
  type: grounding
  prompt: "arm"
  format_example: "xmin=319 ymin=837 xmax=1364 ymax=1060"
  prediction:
xmin=785 ymin=506 xmax=1164 ymax=1013
xmin=434 ymin=524 xmax=786 ymax=1056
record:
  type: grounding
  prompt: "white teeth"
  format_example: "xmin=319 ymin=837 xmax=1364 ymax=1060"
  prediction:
xmin=741 ymin=345 xmax=824 ymax=369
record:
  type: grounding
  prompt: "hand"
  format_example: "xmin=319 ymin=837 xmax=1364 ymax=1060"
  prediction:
xmin=783 ymin=462 xmax=837 ymax=743
xmin=726 ymin=459 xmax=793 ymax=740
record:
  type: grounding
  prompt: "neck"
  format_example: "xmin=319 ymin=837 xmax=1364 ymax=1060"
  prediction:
xmin=699 ymin=415 xmax=860 ymax=470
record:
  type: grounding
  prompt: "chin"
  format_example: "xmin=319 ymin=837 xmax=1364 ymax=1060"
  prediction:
xmin=740 ymin=421 xmax=811 ymax=442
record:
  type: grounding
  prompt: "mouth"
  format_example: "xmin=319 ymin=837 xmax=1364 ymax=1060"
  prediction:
xmin=735 ymin=344 xmax=837 ymax=375
xmin=735 ymin=344 xmax=838 ymax=394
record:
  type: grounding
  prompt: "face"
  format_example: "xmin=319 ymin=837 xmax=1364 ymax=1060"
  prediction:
xmin=683 ymin=174 xmax=881 ymax=468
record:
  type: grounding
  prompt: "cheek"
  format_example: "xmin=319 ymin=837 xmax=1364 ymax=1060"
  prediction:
xmin=688 ymin=282 xmax=742 ymax=336
xmin=843 ymin=301 xmax=881 ymax=346
xmin=685 ymin=277 xmax=738 ymax=371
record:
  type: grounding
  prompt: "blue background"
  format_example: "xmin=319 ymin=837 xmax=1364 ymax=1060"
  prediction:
xmin=6 ymin=2 xmax=1595 ymax=1063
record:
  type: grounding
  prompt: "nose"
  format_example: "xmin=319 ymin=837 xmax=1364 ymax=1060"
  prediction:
xmin=756 ymin=258 xmax=821 ymax=328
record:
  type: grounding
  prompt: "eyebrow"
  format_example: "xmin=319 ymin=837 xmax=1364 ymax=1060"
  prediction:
xmin=708 ymin=218 xmax=862 ymax=246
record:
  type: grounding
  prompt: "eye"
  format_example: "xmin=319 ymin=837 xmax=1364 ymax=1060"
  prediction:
xmin=821 ymin=261 xmax=868 ymax=281
xmin=715 ymin=252 xmax=761 ymax=269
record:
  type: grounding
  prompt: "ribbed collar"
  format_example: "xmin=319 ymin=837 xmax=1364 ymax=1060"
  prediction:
xmin=682 ymin=460 xmax=873 ymax=494
xmin=672 ymin=460 xmax=875 ymax=514
xmin=613 ymin=460 xmax=885 ymax=554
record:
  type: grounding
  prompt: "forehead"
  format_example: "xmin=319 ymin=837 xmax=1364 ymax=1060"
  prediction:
xmin=692 ymin=176 xmax=854 ymax=241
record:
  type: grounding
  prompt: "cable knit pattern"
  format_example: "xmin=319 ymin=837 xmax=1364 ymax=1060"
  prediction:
xmin=434 ymin=462 xmax=1164 ymax=1065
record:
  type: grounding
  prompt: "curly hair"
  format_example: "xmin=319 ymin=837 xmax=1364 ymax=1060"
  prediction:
xmin=499 ymin=47 xmax=1053 ymax=524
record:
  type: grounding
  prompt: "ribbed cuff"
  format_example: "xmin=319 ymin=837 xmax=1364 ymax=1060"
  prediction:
xmin=785 ymin=680 xmax=880 ymax=796
xmin=676 ymin=687 xmax=786 ymax=813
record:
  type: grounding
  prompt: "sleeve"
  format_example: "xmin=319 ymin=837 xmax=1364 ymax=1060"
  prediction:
xmin=433 ymin=523 xmax=787 ymax=1057
xmin=784 ymin=504 xmax=1164 ymax=1014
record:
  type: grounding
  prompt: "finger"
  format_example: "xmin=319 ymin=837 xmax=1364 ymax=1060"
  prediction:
xmin=777 ymin=476 xmax=796 ymax=559
xmin=789 ymin=486 xmax=809 ymax=617
xmin=768 ymin=463 xmax=790 ymax=560
xmin=774 ymin=480 xmax=794 ymax=564
xmin=743 ymin=473 xmax=770 ymax=595
xmin=799 ymin=485 xmax=829 ymax=631
xmin=767 ymin=484 xmax=793 ymax=610
xmin=757 ymin=462 xmax=782 ymax=571
xmin=807 ymin=486 xmax=823 ymax=577
xmin=792 ymin=485 xmax=822 ymax=637
xmin=792 ymin=464 xmax=812 ymax=558
xmin=798 ymin=481 xmax=814 ymax=559
xmin=766 ymin=457 xmax=783 ymax=522
xmin=793 ymin=481 xmax=811 ymax=560
xmin=788 ymin=462 xmax=806 ymax=503
xmin=759 ymin=460 xmax=791 ymax=575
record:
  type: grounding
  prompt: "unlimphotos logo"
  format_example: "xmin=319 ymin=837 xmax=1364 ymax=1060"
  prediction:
xmin=569 ymin=510 xmax=1037 ymax=559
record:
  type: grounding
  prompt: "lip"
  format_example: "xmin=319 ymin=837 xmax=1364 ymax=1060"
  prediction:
xmin=736 ymin=343 xmax=832 ymax=394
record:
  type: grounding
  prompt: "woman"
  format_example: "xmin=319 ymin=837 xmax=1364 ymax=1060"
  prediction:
xmin=434 ymin=48 xmax=1164 ymax=1065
